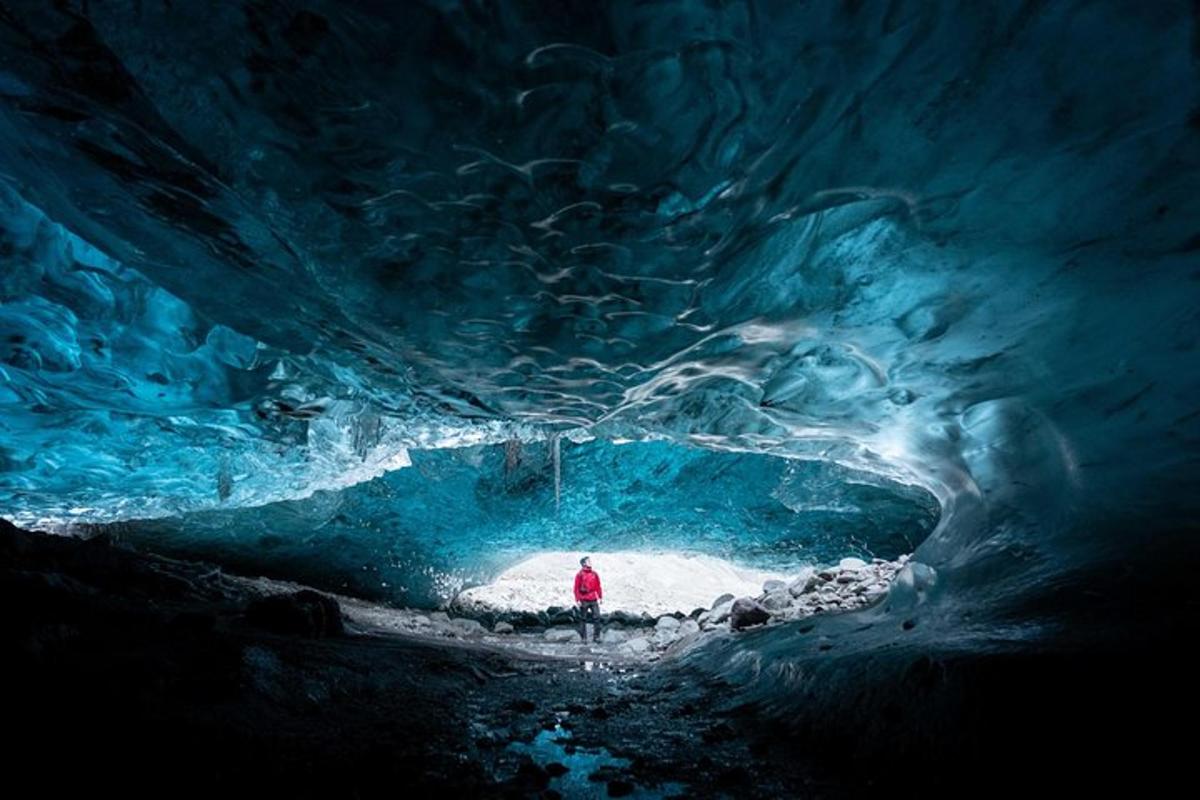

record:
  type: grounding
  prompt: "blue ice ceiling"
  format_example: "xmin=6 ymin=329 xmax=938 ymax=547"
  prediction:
xmin=95 ymin=440 xmax=938 ymax=606
xmin=0 ymin=1 xmax=1197 ymax=626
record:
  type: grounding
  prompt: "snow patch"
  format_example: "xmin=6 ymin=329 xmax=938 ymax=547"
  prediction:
xmin=455 ymin=551 xmax=788 ymax=617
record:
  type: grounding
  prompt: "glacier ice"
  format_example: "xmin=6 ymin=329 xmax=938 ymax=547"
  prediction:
xmin=0 ymin=0 xmax=1196 ymax=726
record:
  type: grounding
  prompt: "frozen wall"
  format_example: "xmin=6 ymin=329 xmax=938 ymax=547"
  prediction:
xmin=0 ymin=0 xmax=1197 ymax=730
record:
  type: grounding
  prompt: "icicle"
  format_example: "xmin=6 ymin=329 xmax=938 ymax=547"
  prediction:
xmin=552 ymin=434 xmax=561 ymax=513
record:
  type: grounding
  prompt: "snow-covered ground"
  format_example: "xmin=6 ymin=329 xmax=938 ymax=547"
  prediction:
xmin=453 ymin=551 xmax=790 ymax=617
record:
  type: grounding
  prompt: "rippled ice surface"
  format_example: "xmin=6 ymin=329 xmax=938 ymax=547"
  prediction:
xmin=96 ymin=438 xmax=937 ymax=607
xmin=0 ymin=0 xmax=1197 ymax=706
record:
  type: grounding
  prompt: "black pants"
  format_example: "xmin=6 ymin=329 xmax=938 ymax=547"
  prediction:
xmin=577 ymin=600 xmax=602 ymax=641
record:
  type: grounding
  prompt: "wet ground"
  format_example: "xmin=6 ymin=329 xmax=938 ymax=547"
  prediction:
xmin=0 ymin=519 xmax=848 ymax=798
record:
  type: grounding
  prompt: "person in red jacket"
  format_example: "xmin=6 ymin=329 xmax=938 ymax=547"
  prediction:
xmin=574 ymin=556 xmax=603 ymax=642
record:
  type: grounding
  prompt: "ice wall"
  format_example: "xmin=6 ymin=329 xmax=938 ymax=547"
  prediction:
xmin=97 ymin=439 xmax=938 ymax=607
xmin=0 ymin=0 xmax=1196 ymax=675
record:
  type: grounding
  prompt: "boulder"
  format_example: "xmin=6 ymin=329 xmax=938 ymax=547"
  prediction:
xmin=654 ymin=615 xmax=681 ymax=631
xmin=493 ymin=621 xmax=515 ymax=634
xmin=729 ymin=597 xmax=770 ymax=630
xmin=245 ymin=590 xmax=344 ymax=637
xmin=677 ymin=619 xmax=701 ymax=637
xmin=762 ymin=579 xmax=787 ymax=594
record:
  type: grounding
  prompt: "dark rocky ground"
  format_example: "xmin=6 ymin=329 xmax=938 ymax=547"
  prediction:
xmin=1 ymin=518 xmax=845 ymax=798
xmin=4 ymin=516 xmax=1196 ymax=797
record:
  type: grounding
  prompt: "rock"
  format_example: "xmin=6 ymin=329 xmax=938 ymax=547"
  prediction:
xmin=654 ymin=615 xmax=681 ymax=631
xmin=710 ymin=592 xmax=735 ymax=609
xmin=836 ymin=573 xmax=857 ymax=584
xmin=653 ymin=628 xmax=678 ymax=647
xmin=600 ymin=628 xmax=629 ymax=644
xmin=511 ymin=758 xmax=551 ymax=792
xmin=788 ymin=567 xmax=818 ymax=597
xmin=621 ymin=637 xmax=651 ymax=654
xmin=607 ymin=779 xmax=635 ymax=797
xmin=817 ymin=570 xmax=836 ymax=582
xmin=729 ymin=597 xmax=770 ymax=630
xmin=546 ymin=609 xmax=576 ymax=626
xmin=244 ymin=590 xmax=344 ymax=637
xmin=589 ymin=766 xmax=625 ymax=783
xmin=839 ymin=557 xmax=868 ymax=571
xmin=678 ymin=618 xmax=700 ymax=637
xmin=761 ymin=591 xmax=792 ymax=611
xmin=545 ymin=627 xmax=581 ymax=643
xmin=430 ymin=611 xmax=450 ymax=623
xmin=508 ymin=611 xmax=541 ymax=629
xmin=709 ymin=599 xmax=734 ymax=624
xmin=449 ymin=617 xmax=485 ymax=636
xmin=493 ymin=621 xmax=514 ymax=634
xmin=762 ymin=579 xmax=787 ymax=594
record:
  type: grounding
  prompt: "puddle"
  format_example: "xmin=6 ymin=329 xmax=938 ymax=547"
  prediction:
xmin=505 ymin=724 xmax=686 ymax=799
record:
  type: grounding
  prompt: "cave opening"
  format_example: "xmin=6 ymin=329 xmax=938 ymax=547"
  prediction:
xmin=96 ymin=437 xmax=940 ymax=619
xmin=1 ymin=0 xmax=1195 ymax=794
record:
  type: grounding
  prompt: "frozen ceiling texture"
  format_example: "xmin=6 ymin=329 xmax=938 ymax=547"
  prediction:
xmin=0 ymin=0 xmax=1196 ymax=669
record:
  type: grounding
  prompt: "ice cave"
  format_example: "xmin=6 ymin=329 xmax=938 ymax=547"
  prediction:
xmin=0 ymin=1 xmax=1197 ymax=797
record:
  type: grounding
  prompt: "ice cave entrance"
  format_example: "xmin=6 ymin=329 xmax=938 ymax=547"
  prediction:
xmin=98 ymin=438 xmax=941 ymax=613
xmin=455 ymin=550 xmax=791 ymax=617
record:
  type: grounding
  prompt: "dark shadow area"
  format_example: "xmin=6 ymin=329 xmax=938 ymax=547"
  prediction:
xmin=4 ymin=518 xmax=1194 ymax=797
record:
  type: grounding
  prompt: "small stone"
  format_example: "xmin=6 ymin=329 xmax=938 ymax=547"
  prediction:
xmin=839 ymin=557 xmax=868 ymax=571
xmin=600 ymin=628 xmax=629 ymax=644
xmin=788 ymin=567 xmax=818 ymax=597
xmin=621 ymin=637 xmax=651 ymax=654
xmin=655 ymin=615 xmax=681 ymax=631
xmin=607 ymin=779 xmax=635 ymax=797
xmin=677 ymin=618 xmax=700 ymax=637
xmin=761 ymin=591 xmax=791 ymax=611
xmin=449 ymin=617 xmax=485 ymax=636
xmin=762 ymin=579 xmax=787 ymax=594
xmin=493 ymin=621 xmax=515 ymax=634
xmin=729 ymin=597 xmax=770 ymax=630
xmin=709 ymin=600 xmax=735 ymax=624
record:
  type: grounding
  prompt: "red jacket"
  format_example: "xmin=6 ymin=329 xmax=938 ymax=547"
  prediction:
xmin=574 ymin=567 xmax=602 ymax=603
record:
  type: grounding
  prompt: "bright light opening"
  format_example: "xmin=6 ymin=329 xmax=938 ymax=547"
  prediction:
xmin=455 ymin=551 xmax=788 ymax=617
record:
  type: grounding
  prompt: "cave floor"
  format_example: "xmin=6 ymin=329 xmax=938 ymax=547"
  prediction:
xmin=2 ymin=521 xmax=850 ymax=799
